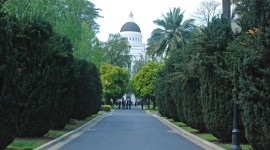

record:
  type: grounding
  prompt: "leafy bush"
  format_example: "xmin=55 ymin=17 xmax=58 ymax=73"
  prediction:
xmin=0 ymin=10 xmax=18 ymax=148
xmin=50 ymin=36 xmax=76 ymax=130
xmin=102 ymin=105 xmax=112 ymax=112
xmin=156 ymin=69 xmax=180 ymax=121
xmin=72 ymin=59 xmax=102 ymax=120
xmin=13 ymin=18 xmax=61 ymax=137
xmin=198 ymin=17 xmax=244 ymax=142
xmin=225 ymin=1 xmax=270 ymax=149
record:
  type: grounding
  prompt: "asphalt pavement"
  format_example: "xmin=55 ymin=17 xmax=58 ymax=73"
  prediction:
xmin=37 ymin=106 xmax=224 ymax=150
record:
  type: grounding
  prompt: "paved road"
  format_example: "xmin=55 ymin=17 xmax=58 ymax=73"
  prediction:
xmin=59 ymin=107 xmax=203 ymax=150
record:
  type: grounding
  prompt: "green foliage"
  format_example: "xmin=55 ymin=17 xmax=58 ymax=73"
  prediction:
xmin=198 ymin=17 xmax=242 ymax=142
xmin=102 ymin=105 xmax=112 ymax=112
xmin=50 ymin=36 xmax=75 ymax=130
xmin=13 ymin=17 xmax=61 ymax=137
xmin=7 ymin=140 xmax=46 ymax=150
xmin=146 ymin=7 xmax=195 ymax=58
xmin=0 ymin=9 xmax=17 ymax=149
xmin=196 ymin=133 xmax=218 ymax=142
xmin=2 ymin=0 xmax=103 ymax=66
xmin=131 ymin=62 xmax=163 ymax=99
xmin=132 ymin=56 xmax=148 ymax=75
xmin=102 ymin=34 xmax=132 ymax=68
xmin=225 ymin=1 xmax=270 ymax=149
xmin=72 ymin=59 xmax=102 ymax=120
xmin=100 ymin=63 xmax=130 ymax=103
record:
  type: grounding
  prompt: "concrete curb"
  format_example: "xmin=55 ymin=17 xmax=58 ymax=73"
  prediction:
xmin=145 ymin=110 xmax=225 ymax=150
xmin=34 ymin=113 xmax=107 ymax=150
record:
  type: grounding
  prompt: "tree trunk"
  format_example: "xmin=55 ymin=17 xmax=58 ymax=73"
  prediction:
xmin=222 ymin=0 xmax=231 ymax=19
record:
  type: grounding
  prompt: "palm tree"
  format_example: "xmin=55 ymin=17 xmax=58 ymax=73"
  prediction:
xmin=146 ymin=7 xmax=195 ymax=58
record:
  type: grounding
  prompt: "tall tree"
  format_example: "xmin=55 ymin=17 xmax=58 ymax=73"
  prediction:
xmin=222 ymin=0 xmax=231 ymax=19
xmin=103 ymin=34 xmax=132 ymax=68
xmin=132 ymin=56 xmax=148 ymax=75
xmin=0 ymin=2 xmax=17 ymax=148
xmin=100 ymin=64 xmax=130 ymax=104
xmin=2 ymin=0 xmax=102 ymax=65
xmin=146 ymin=7 xmax=195 ymax=58
xmin=131 ymin=62 xmax=163 ymax=100
xmin=193 ymin=0 xmax=221 ymax=26
xmin=226 ymin=0 xmax=270 ymax=149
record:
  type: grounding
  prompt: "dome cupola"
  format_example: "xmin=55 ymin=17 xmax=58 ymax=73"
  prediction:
xmin=120 ymin=12 xmax=141 ymax=33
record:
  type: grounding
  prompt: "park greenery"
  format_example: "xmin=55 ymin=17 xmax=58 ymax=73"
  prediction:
xmin=0 ymin=0 xmax=102 ymax=149
xmin=0 ymin=0 xmax=270 ymax=150
xmin=153 ymin=1 xmax=270 ymax=150
xmin=130 ymin=62 xmax=163 ymax=107
xmin=100 ymin=63 xmax=130 ymax=104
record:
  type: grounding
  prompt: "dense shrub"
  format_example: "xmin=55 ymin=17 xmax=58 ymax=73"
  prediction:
xmin=86 ymin=61 xmax=102 ymax=115
xmin=155 ymin=69 xmax=179 ymax=121
xmin=102 ymin=105 xmax=112 ymax=112
xmin=224 ymin=1 xmax=270 ymax=149
xmin=198 ymin=17 xmax=244 ymax=142
xmin=13 ymin=18 xmax=61 ymax=137
xmin=182 ymin=77 xmax=206 ymax=132
xmin=72 ymin=59 xmax=102 ymax=120
xmin=0 ymin=9 xmax=17 ymax=149
xmin=50 ymin=36 xmax=76 ymax=129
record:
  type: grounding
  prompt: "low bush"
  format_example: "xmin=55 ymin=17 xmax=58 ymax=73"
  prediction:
xmin=102 ymin=105 xmax=112 ymax=112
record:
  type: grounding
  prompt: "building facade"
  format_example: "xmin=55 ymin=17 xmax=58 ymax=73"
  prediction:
xmin=120 ymin=12 xmax=146 ymax=102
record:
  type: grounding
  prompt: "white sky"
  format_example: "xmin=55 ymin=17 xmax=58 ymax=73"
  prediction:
xmin=90 ymin=0 xmax=221 ymax=43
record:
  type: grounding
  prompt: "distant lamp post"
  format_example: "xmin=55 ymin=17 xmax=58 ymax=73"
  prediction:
xmin=105 ymin=80 xmax=108 ymax=105
xmin=230 ymin=13 xmax=242 ymax=150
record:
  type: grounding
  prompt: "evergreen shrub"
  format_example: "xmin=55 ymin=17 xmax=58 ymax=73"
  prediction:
xmin=226 ymin=1 xmax=270 ymax=148
xmin=50 ymin=36 xmax=75 ymax=129
xmin=0 ymin=9 xmax=17 ymax=148
xmin=13 ymin=18 xmax=59 ymax=137
xmin=72 ymin=59 xmax=102 ymax=120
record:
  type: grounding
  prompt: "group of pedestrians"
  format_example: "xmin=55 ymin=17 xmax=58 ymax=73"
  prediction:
xmin=118 ymin=97 xmax=132 ymax=109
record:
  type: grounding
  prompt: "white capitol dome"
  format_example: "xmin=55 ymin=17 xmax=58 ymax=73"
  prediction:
xmin=120 ymin=12 xmax=146 ymax=76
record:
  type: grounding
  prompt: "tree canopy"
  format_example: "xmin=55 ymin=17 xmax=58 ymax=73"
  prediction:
xmin=146 ymin=7 xmax=195 ymax=58
xmin=2 ymin=0 xmax=103 ymax=66
xmin=102 ymin=34 xmax=132 ymax=68
xmin=100 ymin=64 xmax=130 ymax=104
xmin=131 ymin=62 xmax=163 ymax=99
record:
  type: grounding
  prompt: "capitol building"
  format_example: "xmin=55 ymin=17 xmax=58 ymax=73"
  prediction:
xmin=120 ymin=12 xmax=146 ymax=77
xmin=120 ymin=12 xmax=146 ymax=102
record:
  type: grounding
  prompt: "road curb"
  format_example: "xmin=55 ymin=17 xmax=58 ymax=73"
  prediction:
xmin=34 ymin=113 xmax=107 ymax=150
xmin=145 ymin=110 xmax=225 ymax=150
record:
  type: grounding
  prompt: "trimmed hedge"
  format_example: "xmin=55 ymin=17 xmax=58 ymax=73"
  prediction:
xmin=14 ymin=18 xmax=60 ymax=137
xmin=0 ymin=10 xmax=17 ymax=148
xmin=72 ymin=59 xmax=102 ymax=120
xmin=225 ymin=1 xmax=270 ymax=149
xmin=50 ymin=36 xmax=75 ymax=129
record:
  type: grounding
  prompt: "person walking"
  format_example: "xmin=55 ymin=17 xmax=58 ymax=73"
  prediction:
xmin=126 ymin=99 xmax=128 ymax=109
xmin=128 ymin=97 xmax=132 ymax=109
xmin=141 ymin=99 xmax=144 ymax=110
xmin=122 ymin=98 xmax=125 ymax=109
xmin=118 ymin=99 xmax=121 ymax=109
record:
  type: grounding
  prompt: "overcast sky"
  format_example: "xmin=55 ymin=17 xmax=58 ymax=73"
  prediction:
xmin=90 ymin=0 xmax=221 ymax=43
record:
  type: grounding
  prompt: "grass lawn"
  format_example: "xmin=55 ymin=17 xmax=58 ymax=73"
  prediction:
xmin=163 ymin=118 xmax=253 ymax=150
xmin=218 ymin=143 xmax=253 ymax=150
xmin=7 ymin=139 xmax=47 ymax=150
xmin=7 ymin=111 xmax=105 ymax=150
